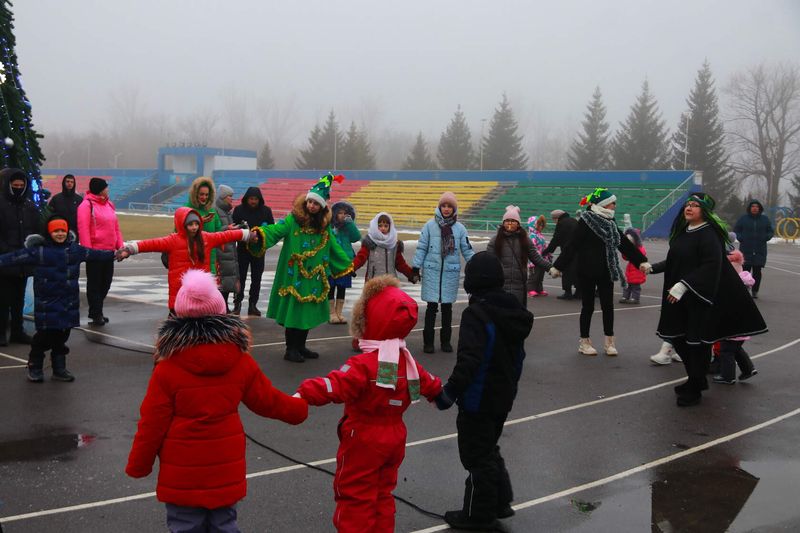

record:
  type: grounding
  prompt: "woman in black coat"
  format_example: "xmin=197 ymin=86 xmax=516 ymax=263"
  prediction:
xmin=642 ymin=192 xmax=767 ymax=407
xmin=554 ymin=188 xmax=647 ymax=356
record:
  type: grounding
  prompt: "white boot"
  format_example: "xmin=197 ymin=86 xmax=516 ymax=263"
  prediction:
xmin=579 ymin=338 xmax=598 ymax=356
xmin=604 ymin=336 xmax=618 ymax=356
xmin=650 ymin=342 xmax=674 ymax=365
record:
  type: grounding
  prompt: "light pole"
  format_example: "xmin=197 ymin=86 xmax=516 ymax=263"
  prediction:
xmin=683 ymin=112 xmax=690 ymax=170
xmin=479 ymin=118 xmax=487 ymax=171
xmin=113 ymin=152 xmax=123 ymax=168
xmin=56 ymin=150 xmax=64 ymax=168
xmin=87 ymin=140 xmax=91 ymax=169
xmin=221 ymin=129 xmax=226 ymax=155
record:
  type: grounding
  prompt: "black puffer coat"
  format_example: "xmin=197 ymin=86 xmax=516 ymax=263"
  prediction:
xmin=48 ymin=175 xmax=83 ymax=237
xmin=0 ymin=168 xmax=41 ymax=277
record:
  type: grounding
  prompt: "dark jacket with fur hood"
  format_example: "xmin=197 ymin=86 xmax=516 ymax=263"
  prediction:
xmin=127 ymin=314 xmax=308 ymax=509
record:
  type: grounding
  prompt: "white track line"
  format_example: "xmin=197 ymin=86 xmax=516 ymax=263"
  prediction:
xmin=765 ymin=264 xmax=800 ymax=276
xmin=73 ymin=327 xmax=156 ymax=349
xmin=0 ymin=364 xmax=26 ymax=370
xmin=410 ymin=406 xmax=800 ymax=533
xmin=0 ymin=352 xmax=27 ymax=363
xmin=3 ymin=337 xmax=796 ymax=524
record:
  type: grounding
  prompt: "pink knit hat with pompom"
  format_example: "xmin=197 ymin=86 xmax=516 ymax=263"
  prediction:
xmin=438 ymin=191 xmax=458 ymax=211
xmin=502 ymin=205 xmax=521 ymax=224
xmin=174 ymin=270 xmax=227 ymax=317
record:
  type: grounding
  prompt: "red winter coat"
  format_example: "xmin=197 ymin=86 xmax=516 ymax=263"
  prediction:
xmin=131 ymin=207 xmax=248 ymax=308
xmin=126 ymin=314 xmax=307 ymax=509
xmin=623 ymin=244 xmax=648 ymax=285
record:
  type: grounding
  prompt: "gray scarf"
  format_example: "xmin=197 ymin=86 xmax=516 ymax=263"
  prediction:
xmin=580 ymin=209 xmax=627 ymax=287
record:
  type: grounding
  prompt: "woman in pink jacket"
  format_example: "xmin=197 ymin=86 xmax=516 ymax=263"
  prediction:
xmin=77 ymin=178 xmax=123 ymax=326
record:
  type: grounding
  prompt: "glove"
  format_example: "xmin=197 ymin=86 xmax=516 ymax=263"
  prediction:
xmin=412 ymin=267 xmax=421 ymax=281
xmin=434 ymin=385 xmax=455 ymax=410
xmin=548 ymin=267 xmax=561 ymax=278
xmin=640 ymin=262 xmax=653 ymax=274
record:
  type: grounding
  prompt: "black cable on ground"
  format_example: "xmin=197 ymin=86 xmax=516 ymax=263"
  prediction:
xmin=244 ymin=432 xmax=445 ymax=521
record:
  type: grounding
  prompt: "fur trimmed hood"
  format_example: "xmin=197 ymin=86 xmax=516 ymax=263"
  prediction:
xmin=350 ymin=275 xmax=418 ymax=341
xmin=155 ymin=314 xmax=251 ymax=366
xmin=291 ymin=193 xmax=331 ymax=231
xmin=25 ymin=231 xmax=77 ymax=248
xmin=188 ymin=176 xmax=216 ymax=211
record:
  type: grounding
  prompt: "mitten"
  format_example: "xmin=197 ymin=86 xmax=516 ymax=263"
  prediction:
xmin=434 ymin=384 xmax=455 ymax=410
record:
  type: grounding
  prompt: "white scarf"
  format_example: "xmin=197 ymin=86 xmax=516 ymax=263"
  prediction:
xmin=367 ymin=212 xmax=398 ymax=249
xmin=358 ymin=338 xmax=420 ymax=402
xmin=590 ymin=203 xmax=616 ymax=219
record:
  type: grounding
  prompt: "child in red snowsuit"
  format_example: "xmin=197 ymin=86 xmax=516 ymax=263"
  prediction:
xmin=118 ymin=206 xmax=253 ymax=312
xmin=126 ymin=270 xmax=307 ymax=532
xmin=620 ymin=227 xmax=647 ymax=304
xmin=296 ymin=275 xmax=442 ymax=533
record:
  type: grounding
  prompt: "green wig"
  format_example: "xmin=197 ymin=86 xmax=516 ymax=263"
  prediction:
xmin=668 ymin=192 xmax=731 ymax=245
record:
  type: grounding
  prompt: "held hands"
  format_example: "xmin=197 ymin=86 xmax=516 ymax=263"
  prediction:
xmin=433 ymin=385 xmax=455 ymax=410
xmin=411 ymin=267 xmax=421 ymax=284
xmin=248 ymin=229 xmax=260 ymax=242
xmin=639 ymin=262 xmax=653 ymax=274
xmin=548 ymin=267 xmax=561 ymax=278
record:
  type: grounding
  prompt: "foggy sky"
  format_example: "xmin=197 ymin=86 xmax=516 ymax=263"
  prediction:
xmin=13 ymin=0 xmax=800 ymax=143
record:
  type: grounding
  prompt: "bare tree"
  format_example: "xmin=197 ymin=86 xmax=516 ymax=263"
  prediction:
xmin=256 ymin=95 xmax=301 ymax=168
xmin=725 ymin=63 xmax=800 ymax=208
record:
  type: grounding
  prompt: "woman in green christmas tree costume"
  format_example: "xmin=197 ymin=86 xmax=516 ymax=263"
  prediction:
xmin=248 ymin=173 xmax=354 ymax=362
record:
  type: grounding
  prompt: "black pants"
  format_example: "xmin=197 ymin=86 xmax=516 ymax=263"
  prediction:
xmin=284 ymin=327 xmax=309 ymax=350
xmin=563 ymin=262 xmax=580 ymax=295
xmin=29 ymin=329 xmax=71 ymax=370
xmin=236 ymin=249 xmax=265 ymax=304
xmin=718 ymin=340 xmax=755 ymax=380
xmin=671 ymin=338 xmax=711 ymax=394
xmin=743 ymin=263 xmax=763 ymax=293
xmin=578 ymin=276 xmax=614 ymax=337
xmin=423 ymin=302 xmax=452 ymax=347
xmin=0 ymin=275 xmax=28 ymax=336
xmin=85 ymin=261 xmax=114 ymax=319
xmin=456 ymin=410 xmax=513 ymax=521
xmin=328 ymin=285 xmax=346 ymax=300
xmin=527 ymin=266 xmax=545 ymax=293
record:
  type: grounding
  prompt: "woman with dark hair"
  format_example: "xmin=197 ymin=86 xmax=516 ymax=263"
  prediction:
xmin=247 ymin=174 xmax=354 ymax=363
xmin=553 ymin=188 xmax=647 ymax=356
xmin=488 ymin=205 xmax=555 ymax=307
xmin=641 ymin=192 xmax=767 ymax=406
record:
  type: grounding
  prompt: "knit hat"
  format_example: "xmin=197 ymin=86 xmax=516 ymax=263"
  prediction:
xmin=174 ymin=270 xmax=227 ymax=317
xmin=47 ymin=218 xmax=69 ymax=234
xmin=464 ymin=251 xmax=504 ymax=294
xmin=580 ymin=188 xmax=616 ymax=208
xmin=89 ymin=177 xmax=108 ymax=195
xmin=306 ymin=172 xmax=345 ymax=208
xmin=184 ymin=212 xmax=201 ymax=226
xmin=550 ymin=209 xmax=565 ymax=219
xmin=217 ymin=184 xmax=234 ymax=200
xmin=438 ymin=191 xmax=458 ymax=211
xmin=502 ymin=205 xmax=521 ymax=224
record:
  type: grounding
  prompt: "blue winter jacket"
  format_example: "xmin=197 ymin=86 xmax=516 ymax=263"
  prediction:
xmin=0 ymin=233 xmax=115 ymax=330
xmin=733 ymin=200 xmax=774 ymax=267
xmin=413 ymin=208 xmax=474 ymax=303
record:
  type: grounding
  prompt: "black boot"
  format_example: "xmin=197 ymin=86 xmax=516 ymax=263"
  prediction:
xmin=247 ymin=301 xmax=261 ymax=316
xmin=297 ymin=329 xmax=319 ymax=359
xmin=51 ymin=353 xmax=75 ymax=382
xmin=283 ymin=329 xmax=304 ymax=363
xmin=443 ymin=510 xmax=501 ymax=531
xmin=423 ymin=305 xmax=437 ymax=353
xmin=27 ymin=350 xmax=44 ymax=383
xmin=232 ymin=296 xmax=242 ymax=315
xmin=440 ymin=304 xmax=453 ymax=352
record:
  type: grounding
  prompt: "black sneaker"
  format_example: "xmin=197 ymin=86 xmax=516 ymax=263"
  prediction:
xmin=712 ymin=375 xmax=736 ymax=385
xmin=739 ymin=369 xmax=758 ymax=381
xmin=89 ymin=317 xmax=106 ymax=326
xmin=27 ymin=366 xmax=44 ymax=383
xmin=443 ymin=510 xmax=501 ymax=531
xmin=247 ymin=305 xmax=261 ymax=316
xmin=557 ymin=292 xmax=573 ymax=300
xmin=283 ymin=349 xmax=304 ymax=363
xmin=441 ymin=343 xmax=453 ymax=353
xmin=52 ymin=369 xmax=75 ymax=382
xmin=676 ymin=393 xmax=702 ymax=407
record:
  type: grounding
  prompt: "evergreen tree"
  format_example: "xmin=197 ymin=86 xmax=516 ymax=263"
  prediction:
xmin=437 ymin=105 xmax=474 ymax=170
xmin=257 ymin=140 xmax=275 ymax=169
xmin=402 ymin=132 xmax=438 ymax=170
xmin=339 ymin=121 xmax=376 ymax=170
xmin=295 ymin=110 xmax=343 ymax=170
xmin=568 ymin=86 xmax=610 ymax=170
xmin=672 ymin=61 xmax=734 ymax=211
xmin=610 ymin=79 xmax=670 ymax=170
xmin=0 ymin=1 xmax=44 ymax=195
xmin=481 ymin=94 xmax=528 ymax=170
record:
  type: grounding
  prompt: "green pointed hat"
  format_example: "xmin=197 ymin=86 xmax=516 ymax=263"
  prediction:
xmin=306 ymin=172 xmax=345 ymax=208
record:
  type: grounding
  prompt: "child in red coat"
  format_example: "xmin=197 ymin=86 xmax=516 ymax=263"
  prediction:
xmin=118 ymin=207 xmax=254 ymax=313
xmin=620 ymin=228 xmax=647 ymax=304
xmin=126 ymin=270 xmax=307 ymax=532
xmin=296 ymin=275 xmax=442 ymax=533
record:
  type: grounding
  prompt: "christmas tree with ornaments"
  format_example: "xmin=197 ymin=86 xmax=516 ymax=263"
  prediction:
xmin=0 ymin=0 xmax=44 ymax=198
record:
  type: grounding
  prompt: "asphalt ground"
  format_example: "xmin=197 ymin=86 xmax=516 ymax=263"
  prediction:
xmin=1 ymin=239 xmax=799 ymax=532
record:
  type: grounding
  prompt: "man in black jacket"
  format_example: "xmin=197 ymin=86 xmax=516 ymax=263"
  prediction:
xmin=231 ymin=187 xmax=274 ymax=315
xmin=435 ymin=251 xmax=534 ymax=531
xmin=543 ymin=209 xmax=580 ymax=299
xmin=0 ymin=168 xmax=41 ymax=345
xmin=47 ymin=174 xmax=83 ymax=238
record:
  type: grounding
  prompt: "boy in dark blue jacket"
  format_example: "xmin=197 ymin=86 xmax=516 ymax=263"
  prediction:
xmin=435 ymin=251 xmax=534 ymax=531
xmin=0 ymin=217 xmax=118 ymax=382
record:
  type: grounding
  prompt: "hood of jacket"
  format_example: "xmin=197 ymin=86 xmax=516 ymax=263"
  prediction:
xmin=747 ymin=200 xmax=764 ymax=216
xmin=331 ymin=200 xmax=356 ymax=222
xmin=350 ymin=275 xmax=418 ymax=341
xmin=0 ymin=167 xmax=30 ymax=202
xmin=61 ymin=175 xmax=77 ymax=196
xmin=172 ymin=206 xmax=202 ymax=238
xmin=154 ymin=314 xmax=251 ymax=373
xmin=84 ymin=191 xmax=112 ymax=206
xmin=469 ymin=288 xmax=533 ymax=344
xmin=241 ymin=186 xmax=265 ymax=209
xmin=188 ymin=176 xmax=216 ymax=211
xmin=25 ymin=231 xmax=77 ymax=248
xmin=291 ymin=193 xmax=331 ymax=230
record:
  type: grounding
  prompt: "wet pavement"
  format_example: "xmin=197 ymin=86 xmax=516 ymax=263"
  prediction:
xmin=1 ymin=240 xmax=799 ymax=532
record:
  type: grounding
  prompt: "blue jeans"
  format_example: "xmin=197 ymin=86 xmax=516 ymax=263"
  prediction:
xmin=165 ymin=504 xmax=239 ymax=533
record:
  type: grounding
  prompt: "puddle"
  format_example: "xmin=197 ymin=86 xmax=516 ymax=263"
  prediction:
xmin=0 ymin=433 xmax=96 ymax=463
